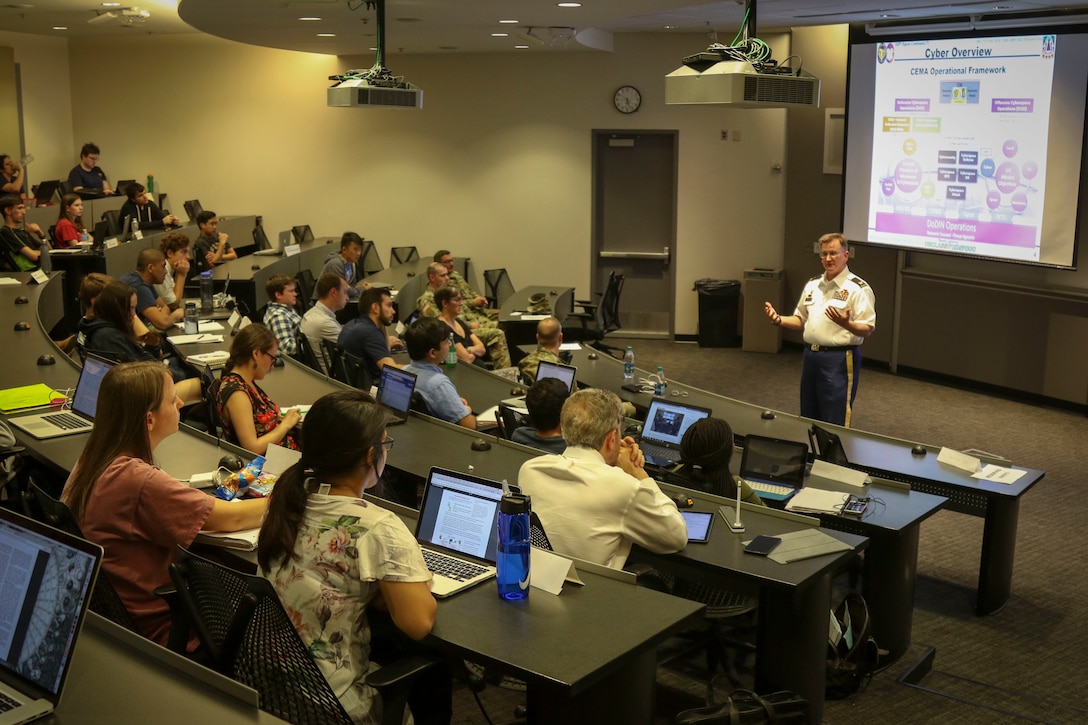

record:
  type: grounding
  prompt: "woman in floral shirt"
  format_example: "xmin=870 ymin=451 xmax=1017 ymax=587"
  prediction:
xmin=257 ymin=390 xmax=449 ymax=724
xmin=216 ymin=323 xmax=301 ymax=454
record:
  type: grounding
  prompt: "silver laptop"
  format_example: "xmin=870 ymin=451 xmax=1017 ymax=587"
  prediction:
xmin=639 ymin=398 xmax=713 ymax=467
xmin=253 ymin=229 xmax=290 ymax=257
xmin=503 ymin=359 xmax=577 ymax=410
xmin=9 ymin=355 xmax=115 ymax=440
xmin=376 ymin=366 xmax=417 ymax=425
xmin=0 ymin=508 xmax=102 ymax=725
xmin=414 ymin=467 xmax=504 ymax=598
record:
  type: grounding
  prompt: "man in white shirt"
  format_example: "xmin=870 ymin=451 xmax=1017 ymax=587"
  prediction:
xmin=517 ymin=388 xmax=687 ymax=569
xmin=300 ymin=273 xmax=349 ymax=374
xmin=154 ymin=233 xmax=191 ymax=311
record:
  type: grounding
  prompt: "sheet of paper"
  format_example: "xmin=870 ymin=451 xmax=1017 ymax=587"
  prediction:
xmin=558 ymin=343 xmax=582 ymax=351
xmin=785 ymin=487 xmax=850 ymax=515
xmin=937 ymin=447 xmax=981 ymax=473
xmin=262 ymin=443 xmax=302 ymax=476
xmin=170 ymin=333 xmax=224 ymax=345
xmin=476 ymin=405 xmax=499 ymax=425
xmin=521 ymin=314 xmax=549 ymax=321
xmin=0 ymin=278 xmax=20 ymax=286
xmin=529 ymin=548 xmax=584 ymax=595
xmin=972 ymin=464 xmax=1026 ymax=485
xmin=810 ymin=459 xmax=869 ymax=487
xmin=174 ymin=321 xmax=224 ymax=332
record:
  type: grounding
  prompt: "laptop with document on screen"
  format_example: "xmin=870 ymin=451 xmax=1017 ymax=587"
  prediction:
xmin=375 ymin=365 xmax=417 ymax=425
xmin=638 ymin=398 xmax=713 ymax=467
xmin=0 ymin=507 xmax=102 ymax=725
xmin=739 ymin=434 xmax=810 ymax=502
xmin=8 ymin=354 xmax=116 ymax=440
xmin=414 ymin=467 xmax=504 ymax=598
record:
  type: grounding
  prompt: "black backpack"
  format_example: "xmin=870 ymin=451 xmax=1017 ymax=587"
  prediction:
xmin=826 ymin=592 xmax=882 ymax=699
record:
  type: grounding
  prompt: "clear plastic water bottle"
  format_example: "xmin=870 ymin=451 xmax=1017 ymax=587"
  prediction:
xmin=623 ymin=346 xmax=635 ymax=382
xmin=654 ymin=365 xmax=667 ymax=396
xmin=80 ymin=229 xmax=89 ymax=243
xmin=184 ymin=302 xmax=199 ymax=334
xmin=199 ymin=270 xmax=214 ymax=313
xmin=445 ymin=333 xmax=458 ymax=368
xmin=130 ymin=217 xmax=139 ymax=239
xmin=496 ymin=493 xmax=531 ymax=601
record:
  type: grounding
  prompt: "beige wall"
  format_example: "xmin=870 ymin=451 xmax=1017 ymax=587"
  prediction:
xmin=52 ymin=31 xmax=792 ymax=334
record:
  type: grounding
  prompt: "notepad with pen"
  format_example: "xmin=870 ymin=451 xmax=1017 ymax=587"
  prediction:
xmin=0 ymin=383 xmax=65 ymax=412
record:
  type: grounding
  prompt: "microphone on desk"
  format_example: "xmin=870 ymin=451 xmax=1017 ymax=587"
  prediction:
xmin=727 ymin=482 xmax=745 ymax=534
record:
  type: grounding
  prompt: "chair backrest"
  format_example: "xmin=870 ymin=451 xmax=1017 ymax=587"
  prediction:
xmin=360 ymin=240 xmax=384 ymax=276
xmin=496 ymin=403 xmax=527 ymax=440
xmin=102 ymin=208 xmax=122 ymax=236
xmin=339 ymin=350 xmax=374 ymax=391
xmin=0 ymin=232 xmax=21 ymax=273
xmin=21 ymin=479 xmax=139 ymax=632
xmin=293 ymin=330 xmax=324 ymax=374
xmin=390 ymin=246 xmax=419 ymax=266
xmin=529 ymin=511 xmax=553 ymax=551
xmin=59 ymin=180 xmax=72 ymax=196
xmin=294 ymin=269 xmax=316 ymax=308
xmin=483 ymin=268 xmax=515 ymax=309
xmin=321 ymin=339 xmax=346 ymax=383
xmin=169 ymin=547 xmax=354 ymax=725
xmin=599 ymin=271 xmax=625 ymax=334
xmin=200 ymin=366 xmax=224 ymax=439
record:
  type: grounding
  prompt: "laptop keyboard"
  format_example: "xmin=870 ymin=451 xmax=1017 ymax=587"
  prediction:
xmin=0 ymin=690 xmax=20 ymax=711
xmin=640 ymin=441 xmax=678 ymax=462
xmin=42 ymin=412 xmax=88 ymax=430
xmin=744 ymin=478 xmax=795 ymax=497
xmin=422 ymin=549 xmax=489 ymax=582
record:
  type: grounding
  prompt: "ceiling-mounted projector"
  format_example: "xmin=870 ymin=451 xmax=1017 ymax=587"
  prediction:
xmin=327 ymin=78 xmax=422 ymax=109
xmin=666 ymin=56 xmax=820 ymax=109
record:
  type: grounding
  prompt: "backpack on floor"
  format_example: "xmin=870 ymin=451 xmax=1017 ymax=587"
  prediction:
xmin=826 ymin=592 xmax=882 ymax=699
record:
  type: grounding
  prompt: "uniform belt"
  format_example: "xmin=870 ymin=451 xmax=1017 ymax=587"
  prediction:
xmin=808 ymin=344 xmax=856 ymax=352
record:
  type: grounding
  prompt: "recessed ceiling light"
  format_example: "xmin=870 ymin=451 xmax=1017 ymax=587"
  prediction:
xmin=53 ymin=26 xmax=68 ymax=30
xmin=298 ymin=17 xmax=321 ymax=21
xmin=491 ymin=32 xmax=508 ymax=37
xmin=499 ymin=19 xmax=518 ymax=24
xmin=515 ymin=45 xmax=529 ymax=49
xmin=317 ymin=33 xmax=335 ymax=37
xmin=664 ymin=25 xmax=676 ymax=29
xmin=879 ymin=13 xmax=899 ymax=18
xmin=369 ymin=47 xmax=378 ymax=51
xmin=557 ymin=2 xmax=582 ymax=7
xmin=101 ymin=2 xmax=121 ymax=6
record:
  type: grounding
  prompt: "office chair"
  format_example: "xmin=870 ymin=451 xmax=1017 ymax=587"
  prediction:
xmin=169 ymin=546 xmax=437 ymax=725
xmin=390 ymin=246 xmax=419 ymax=266
xmin=567 ymin=271 xmax=625 ymax=355
xmin=495 ymin=403 xmax=528 ymax=441
xmin=21 ymin=479 xmax=141 ymax=633
xmin=339 ymin=349 xmax=374 ymax=391
xmin=199 ymin=365 xmax=224 ymax=440
xmin=0 ymin=239 xmax=21 ymax=273
xmin=320 ymin=340 xmax=347 ymax=384
xmin=483 ymin=268 xmax=516 ymax=309
xmin=294 ymin=269 xmax=316 ymax=309
xmin=292 ymin=330 xmax=324 ymax=374
xmin=360 ymin=239 xmax=384 ymax=276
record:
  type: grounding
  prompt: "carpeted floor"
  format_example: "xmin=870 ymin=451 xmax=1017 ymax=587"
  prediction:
xmin=450 ymin=339 xmax=1088 ymax=724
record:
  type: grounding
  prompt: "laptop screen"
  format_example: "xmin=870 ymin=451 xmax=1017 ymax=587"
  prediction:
xmin=535 ymin=360 xmax=576 ymax=393
xmin=0 ymin=508 xmax=102 ymax=701
xmin=642 ymin=398 xmax=712 ymax=447
xmin=377 ymin=366 xmax=417 ymax=415
xmin=291 ymin=225 xmax=314 ymax=245
xmin=740 ymin=435 xmax=809 ymax=486
xmin=71 ymin=355 xmax=116 ymax=419
xmin=415 ymin=468 xmax=504 ymax=563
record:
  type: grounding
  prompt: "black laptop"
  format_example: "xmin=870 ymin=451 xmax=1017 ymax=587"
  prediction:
xmin=739 ymin=435 xmax=810 ymax=502
xmin=32 ymin=180 xmax=61 ymax=206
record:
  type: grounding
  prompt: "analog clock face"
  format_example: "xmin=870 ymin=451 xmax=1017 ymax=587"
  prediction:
xmin=614 ymin=85 xmax=641 ymax=114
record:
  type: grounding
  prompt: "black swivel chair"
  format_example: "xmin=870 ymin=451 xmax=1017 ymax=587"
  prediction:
xmin=294 ymin=270 xmax=316 ymax=309
xmin=169 ymin=546 xmax=437 ymax=725
xmin=390 ymin=246 xmax=419 ymax=266
xmin=293 ymin=330 xmax=324 ymax=374
xmin=483 ymin=268 xmax=516 ymax=309
xmin=339 ymin=349 xmax=374 ymax=391
xmin=567 ymin=271 xmax=625 ymax=355
xmin=495 ymin=403 xmax=528 ymax=441
xmin=320 ymin=340 xmax=347 ymax=383
xmin=199 ymin=365 xmax=225 ymax=440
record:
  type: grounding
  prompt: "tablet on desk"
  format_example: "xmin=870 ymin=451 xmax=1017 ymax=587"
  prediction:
xmin=681 ymin=511 xmax=714 ymax=543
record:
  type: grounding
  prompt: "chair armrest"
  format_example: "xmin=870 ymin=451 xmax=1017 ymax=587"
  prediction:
xmin=365 ymin=654 xmax=439 ymax=691
xmin=154 ymin=583 xmax=191 ymax=655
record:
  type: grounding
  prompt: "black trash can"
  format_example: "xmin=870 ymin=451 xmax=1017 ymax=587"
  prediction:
xmin=694 ymin=278 xmax=741 ymax=348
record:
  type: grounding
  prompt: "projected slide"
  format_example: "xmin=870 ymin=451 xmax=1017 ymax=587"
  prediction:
xmin=867 ymin=35 xmax=1056 ymax=262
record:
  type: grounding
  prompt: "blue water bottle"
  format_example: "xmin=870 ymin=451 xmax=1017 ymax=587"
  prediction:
xmin=496 ymin=493 xmax=531 ymax=601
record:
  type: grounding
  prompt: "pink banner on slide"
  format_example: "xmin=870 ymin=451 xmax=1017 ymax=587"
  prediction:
xmin=875 ymin=212 xmax=1037 ymax=248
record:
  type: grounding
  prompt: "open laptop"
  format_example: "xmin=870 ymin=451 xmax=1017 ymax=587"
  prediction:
xmin=503 ymin=359 xmax=577 ymax=410
xmin=114 ymin=179 xmax=136 ymax=196
xmin=0 ymin=508 xmax=102 ymax=725
xmin=414 ymin=467 xmax=504 ymax=598
xmin=638 ymin=398 xmax=713 ymax=467
xmin=291 ymin=225 xmax=314 ymax=245
xmin=32 ymin=180 xmax=61 ymax=207
xmin=739 ymin=434 xmax=810 ymax=502
xmin=375 ymin=365 xmax=417 ymax=425
xmin=253 ymin=229 xmax=290 ymax=257
xmin=183 ymin=199 xmax=203 ymax=223
xmin=8 ymin=355 xmax=115 ymax=440
xmin=809 ymin=424 xmax=850 ymax=466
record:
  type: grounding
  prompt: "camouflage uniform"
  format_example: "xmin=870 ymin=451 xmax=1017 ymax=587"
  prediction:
xmin=518 ymin=346 xmax=563 ymax=385
xmin=418 ymin=285 xmax=511 ymax=369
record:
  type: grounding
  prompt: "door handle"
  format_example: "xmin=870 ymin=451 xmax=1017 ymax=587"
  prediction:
xmin=599 ymin=247 xmax=670 ymax=261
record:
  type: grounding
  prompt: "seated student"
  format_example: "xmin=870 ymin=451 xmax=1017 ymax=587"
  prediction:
xmin=67 ymin=142 xmax=115 ymax=195
xmin=263 ymin=274 xmax=302 ymax=357
xmin=155 ymin=233 xmax=191 ymax=311
xmin=62 ymin=361 xmax=268 ymax=649
xmin=1 ymin=154 xmax=24 ymax=195
xmin=119 ymin=182 xmax=180 ymax=232
xmin=258 ymin=390 xmax=450 ymax=725
xmin=316 ymin=231 xmax=369 ymax=301
xmin=1 ymin=194 xmax=48 ymax=272
xmin=517 ymin=388 xmax=687 ymax=569
xmin=190 ymin=210 xmax=237 ymax=278
xmin=339 ymin=286 xmax=402 ymax=380
xmin=677 ymin=417 xmax=764 ymax=506
xmin=216 ymin=324 xmax=301 ymax=454
xmin=78 ymin=279 xmax=201 ymax=401
xmin=434 ymin=285 xmax=488 ymax=368
xmin=120 ymin=248 xmax=185 ymax=331
xmin=53 ymin=193 xmax=87 ymax=249
xmin=518 ymin=317 xmax=564 ymax=384
xmin=510 ymin=377 xmax=569 ymax=454
xmin=403 ymin=317 xmax=476 ymax=429
xmin=300 ymin=273 xmax=350 ymax=374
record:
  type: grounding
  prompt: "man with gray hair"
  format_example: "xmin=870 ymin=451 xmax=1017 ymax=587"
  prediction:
xmin=517 ymin=388 xmax=687 ymax=569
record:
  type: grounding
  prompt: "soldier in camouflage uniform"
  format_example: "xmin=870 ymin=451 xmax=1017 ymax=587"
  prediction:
xmin=418 ymin=262 xmax=511 ymax=368
xmin=518 ymin=317 xmax=564 ymax=385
